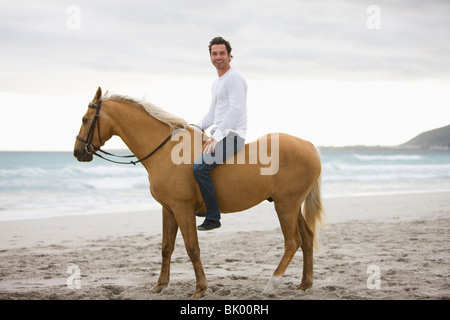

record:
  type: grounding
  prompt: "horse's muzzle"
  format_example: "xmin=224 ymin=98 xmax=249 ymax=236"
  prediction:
xmin=73 ymin=146 xmax=93 ymax=162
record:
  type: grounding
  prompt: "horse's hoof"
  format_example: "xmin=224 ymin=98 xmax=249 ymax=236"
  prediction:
xmin=151 ymin=283 xmax=168 ymax=293
xmin=191 ymin=287 xmax=207 ymax=299
xmin=263 ymin=292 xmax=276 ymax=298
xmin=263 ymin=275 xmax=281 ymax=297
xmin=296 ymin=281 xmax=313 ymax=291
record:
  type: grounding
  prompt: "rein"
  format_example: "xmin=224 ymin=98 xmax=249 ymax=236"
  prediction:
xmin=76 ymin=99 xmax=175 ymax=165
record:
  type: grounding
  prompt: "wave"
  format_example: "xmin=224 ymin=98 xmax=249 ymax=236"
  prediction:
xmin=322 ymin=162 xmax=450 ymax=182
xmin=0 ymin=164 xmax=149 ymax=192
xmin=1 ymin=150 xmax=450 ymax=221
xmin=352 ymin=154 xmax=423 ymax=161
xmin=3 ymin=156 xmax=449 ymax=191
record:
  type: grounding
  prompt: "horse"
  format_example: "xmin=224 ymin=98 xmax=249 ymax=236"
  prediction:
xmin=73 ymin=87 xmax=326 ymax=298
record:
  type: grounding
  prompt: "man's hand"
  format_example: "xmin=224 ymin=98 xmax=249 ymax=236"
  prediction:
xmin=203 ymin=138 xmax=218 ymax=154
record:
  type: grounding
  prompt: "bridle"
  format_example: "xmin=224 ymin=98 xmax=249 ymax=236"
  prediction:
xmin=76 ymin=99 xmax=174 ymax=165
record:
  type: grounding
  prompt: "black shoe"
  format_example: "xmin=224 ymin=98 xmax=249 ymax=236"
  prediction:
xmin=197 ymin=219 xmax=221 ymax=231
xmin=195 ymin=211 xmax=206 ymax=217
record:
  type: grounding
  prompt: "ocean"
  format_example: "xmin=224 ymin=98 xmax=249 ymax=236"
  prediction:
xmin=1 ymin=150 xmax=449 ymax=221
xmin=321 ymin=150 xmax=450 ymax=197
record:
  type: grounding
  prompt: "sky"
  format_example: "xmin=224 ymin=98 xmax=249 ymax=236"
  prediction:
xmin=0 ymin=0 xmax=449 ymax=151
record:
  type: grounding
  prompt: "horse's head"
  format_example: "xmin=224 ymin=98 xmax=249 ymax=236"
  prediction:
xmin=73 ymin=87 xmax=114 ymax=162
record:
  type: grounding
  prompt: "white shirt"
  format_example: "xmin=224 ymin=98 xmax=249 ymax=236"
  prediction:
xmin=195 ymin=68 xmax=247 ymax=142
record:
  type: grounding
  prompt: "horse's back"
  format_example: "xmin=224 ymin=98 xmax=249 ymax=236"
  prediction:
xmin=262 ymin=132 xmax=321 ymax=191
xmin=276 ymin=133 xmax=321 ymax=175
xmin=213 ymin=132 xmax=321 ymax=212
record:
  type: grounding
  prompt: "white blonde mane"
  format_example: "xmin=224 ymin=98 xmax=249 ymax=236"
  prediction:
xmin=103 ymin=92 xmax=188 ymax=129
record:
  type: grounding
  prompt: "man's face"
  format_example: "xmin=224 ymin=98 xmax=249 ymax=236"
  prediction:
xmin=210 ymin=44 xmax=231 ymax=70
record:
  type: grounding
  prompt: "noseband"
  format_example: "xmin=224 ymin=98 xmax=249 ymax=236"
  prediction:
xmin=76 ymin=99 xmax=174 ymax=165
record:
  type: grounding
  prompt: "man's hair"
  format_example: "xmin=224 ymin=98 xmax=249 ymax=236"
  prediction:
xmin=208 ymin=37 xmax=233 ymax=59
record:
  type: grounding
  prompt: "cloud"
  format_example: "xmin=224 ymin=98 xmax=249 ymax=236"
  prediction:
xmin=0 ymin=0 xmax=449 ymax=95
xmin=1 ymin=1 xmax=449 ymax=150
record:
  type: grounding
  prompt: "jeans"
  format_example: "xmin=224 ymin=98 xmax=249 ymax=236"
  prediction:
xmin=193 ymin=132 xmax=245 ymax=221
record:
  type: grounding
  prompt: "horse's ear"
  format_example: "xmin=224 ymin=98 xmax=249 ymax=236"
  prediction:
xmin=93 ymin=87 xmax=102 ymax=104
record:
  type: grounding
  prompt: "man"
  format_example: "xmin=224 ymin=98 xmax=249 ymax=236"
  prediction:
xmin=193 ymin=37 xmax=248 ymax=231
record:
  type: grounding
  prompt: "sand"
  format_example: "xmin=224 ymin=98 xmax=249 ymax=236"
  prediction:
xmin=0 ymin=191 xmax=449 ymax=300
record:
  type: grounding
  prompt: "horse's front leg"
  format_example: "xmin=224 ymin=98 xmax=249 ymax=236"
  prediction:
xmin=152 ymin=206 xmax=178 ymax=293
xmin=173 ymin=207 xmax=208 ymax=299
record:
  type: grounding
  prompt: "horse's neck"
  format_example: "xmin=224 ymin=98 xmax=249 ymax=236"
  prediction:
xmin=105 ymin=100 xmax=172 ymax=165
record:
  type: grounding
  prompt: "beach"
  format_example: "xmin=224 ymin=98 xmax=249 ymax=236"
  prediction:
xmin=0 ymin=191 xmax=449 ymax=300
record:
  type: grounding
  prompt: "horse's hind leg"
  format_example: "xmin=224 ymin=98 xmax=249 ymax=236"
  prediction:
xmin=297 ymin=207 xmax=314 ymax=291
xmin=263 ymin=201 xmax=302 ymax=296
xmin=152 ymin=207 xmax=178 ymax=293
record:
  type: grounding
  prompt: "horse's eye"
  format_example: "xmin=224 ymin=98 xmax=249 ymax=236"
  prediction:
xmin=82 ymin=117 xmax=89 ymax=124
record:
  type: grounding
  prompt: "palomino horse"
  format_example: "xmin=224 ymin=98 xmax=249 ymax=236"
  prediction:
xmin=73 ymin=87 xmax=326 ymax=298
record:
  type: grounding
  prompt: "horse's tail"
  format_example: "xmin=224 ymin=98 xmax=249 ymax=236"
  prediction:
xmin=303 ymin=146 xmax=327 ymax=250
